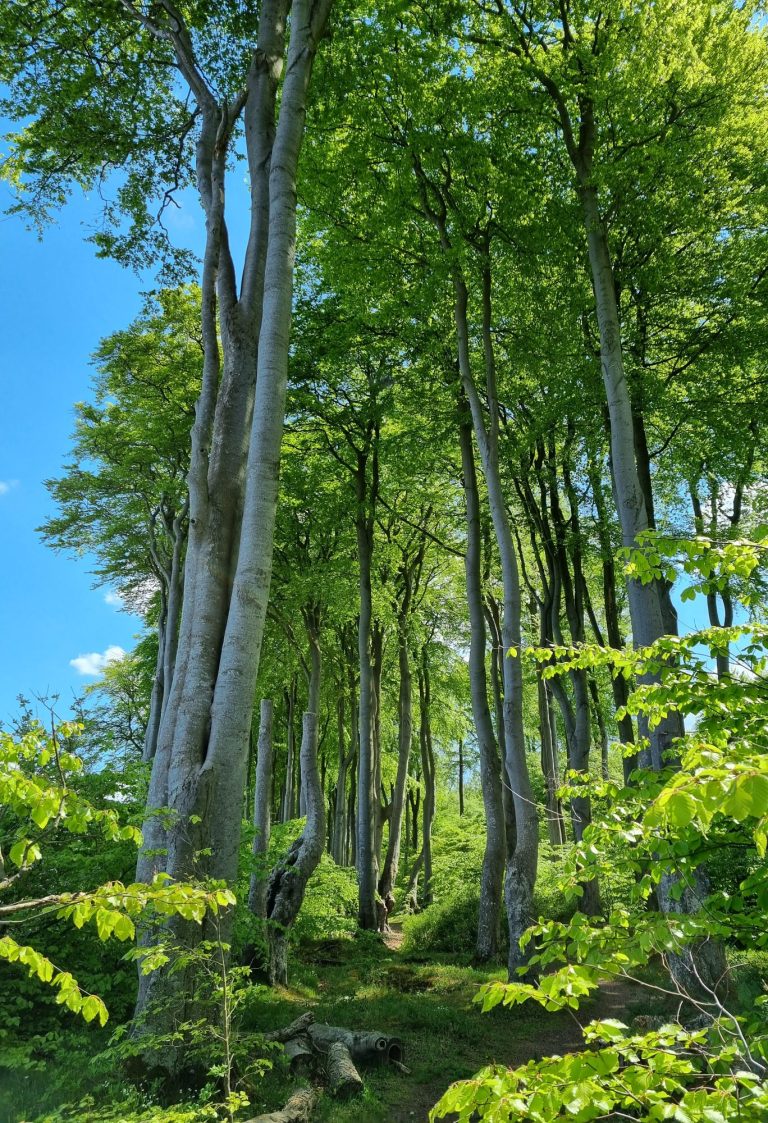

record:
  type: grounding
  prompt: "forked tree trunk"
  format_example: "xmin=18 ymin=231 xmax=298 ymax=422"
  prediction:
xmin=377 ymin=622 xmax=412 ymax=922
xmin=444 ymin=241 xmax=538 ymax=977
xmin=588 ymin=457 xmax=637 ymax=781
xmin=133 ymin=0 xmax=333 ymax=1048
xmin=332 ymin=690 xmax=354 ymax=864
xmin=378 ymin=531 xmax=427 ymax=920
xmin=249 ymin=699 xmax=274 ymax=919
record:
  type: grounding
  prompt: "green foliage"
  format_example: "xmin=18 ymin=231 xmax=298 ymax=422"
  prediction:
xmin=435 ymin=535 xmax=768 ymax=1120
xmin=292 ymin=854 xmax=359 ymax=943
xmin=0 ymin=724 xmax=234 ymax=1029
xmin=402 ymin=890 xmax=485 ymax=956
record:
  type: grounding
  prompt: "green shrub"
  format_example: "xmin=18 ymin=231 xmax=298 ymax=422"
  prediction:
xmin=401 ymin=889 xmax=482 ymax=955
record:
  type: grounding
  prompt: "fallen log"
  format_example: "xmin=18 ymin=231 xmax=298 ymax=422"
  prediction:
xmin=258 ymin=1013 xmax=406 ymax=1120
xmin=325 ymin=1041 xmax=365 ymax=1099
xmin=246 ymin=1086 xmax=320 ymax=1123
xmin=265 ymin=1011 xmax=316 ymax=1043
xmin=307 ymin=1023 xmax=404 ymax=1067
xmin=284 ymin=1034 xmax=314 ymax=1077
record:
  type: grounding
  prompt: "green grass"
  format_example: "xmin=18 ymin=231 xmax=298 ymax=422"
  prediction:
xmin=2 ymin=927 xmax=674 ymax=1123
xmin=239 ymin=933 xmax=586 ymax=1123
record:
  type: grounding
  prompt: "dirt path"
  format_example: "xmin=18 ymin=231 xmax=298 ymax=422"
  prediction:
xmin=382 ymin=921 xmax=405 ymax=952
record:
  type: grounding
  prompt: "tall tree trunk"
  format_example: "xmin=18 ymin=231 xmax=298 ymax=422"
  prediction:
xmin=588 ymin=457 xmax=637 ymax=781
xmin=578 ymin=177 xmax=681 ymax=765
xmin=433 ymin=228 xmax=538 ymax=976
xmin=356 ymin=436 xmax=379 ymax=928
xmin=371 ymin=620 xmax=386 ymax=866
xmin=538 ymin=677 xmax=566 ymax=846
xmin=458 ymin=740 xmax=465 ymax=816
xmin=266 ymin=623 xmax=324 ymax=984
xmin=418 ymin=653 xmax=436 ymax=908
xmin=553 ymin=93 xmax=727 ymax=989
xmin=248 ymin=699 xmax=274 ymax=918
xmin=282 ymin=679 xmax=297 ymax=822
xmin=377 ymin=616 xmax=413 ymax=924
xmin=133 ymin=0 xmax=333 ymax=1045
xmin=332 ymin=687 xmax=355 ymax=865
xmin=459 ymin=411 xmax=506 ymax=960
xmin=589 ymin=677 xmax=610 ymax=781
xmin=143 ymin=605 xmax=166 ymax=764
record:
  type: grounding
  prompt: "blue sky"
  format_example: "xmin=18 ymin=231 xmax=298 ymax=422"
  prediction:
xmin=0 ymin=187 xmax=150 ymax=725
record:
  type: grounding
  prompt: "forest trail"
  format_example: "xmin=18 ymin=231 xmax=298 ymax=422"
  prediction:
xmin=244 ymin=927 xmax=660 ymax=1123
xmin=382 ymin=921 xmax=405 ymax=951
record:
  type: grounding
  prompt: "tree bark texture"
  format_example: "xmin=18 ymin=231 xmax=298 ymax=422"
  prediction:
xmin=133 ymin=0 xmax=333 ymax=1043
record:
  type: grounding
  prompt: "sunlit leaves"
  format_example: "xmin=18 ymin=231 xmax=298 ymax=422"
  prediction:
xmin=441 ymin=533 xmax=768 ymax=1120
xmin=0 ymin=725 xmax=236 ymax=1026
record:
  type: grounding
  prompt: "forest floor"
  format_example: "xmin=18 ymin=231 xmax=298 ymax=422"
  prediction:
xmin=241 ymin=923 xmax=662 ymax=1123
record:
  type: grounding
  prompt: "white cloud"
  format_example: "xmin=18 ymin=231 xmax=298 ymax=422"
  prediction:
xmin=104 ymin=590 xmax=124 ymax=608
xmin=70 ymin=645 xmax=126 ymax=676
xmin=0 ymin=479 xmax=19 ymax=496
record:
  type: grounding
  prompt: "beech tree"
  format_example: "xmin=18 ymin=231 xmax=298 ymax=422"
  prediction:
xmin=2 ymin=0 xmax=334 ymax=1048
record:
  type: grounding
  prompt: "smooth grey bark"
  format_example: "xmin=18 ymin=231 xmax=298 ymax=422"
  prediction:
xmin=377 ymin=621 xmax=412 ymax=922
xmin=485 ymin=590 xmax=518 ymax=860
xmin=143 ymin=614 xmax=166 ymax=764
xmin=371 ymin=620 xmax=386 ymax=867
xmin=403 ymin=847 xmax=424 ymax=914
xmin=332 ymin=687 xmax=355 ymax=865
xmin=589 ymin=677 xmax=610 ymax=781
xmin=266 ymin=622 xmax=324 ymax=985
xmin=248 ymin=699 xmax=274 ymax=918
xmin=428 ymin=223 xmax=539 ymax=975
xmin=408 ymin=782 xmax=420 ymax=853
xmin=541 ymin=80 xmax=727 ymax=990
xmin=459 ymin=409 xmax=506 ymax=961
xmin=458 ymin=740 xmax=465 ymax=816
xmin=549 ymin=439 xmax=601 ymax=912
xmin=579 ymin=176 xmax=682 ymax=764
xmin=133 ymin=0 xmax=333 ymax=1042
